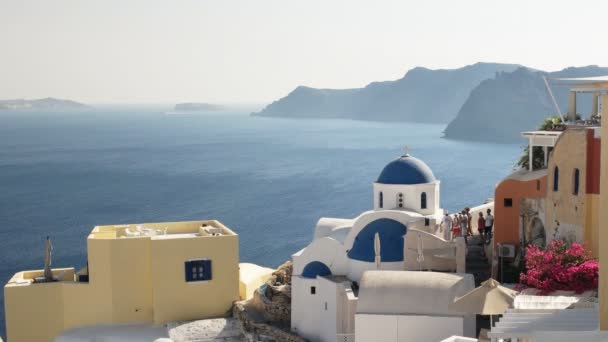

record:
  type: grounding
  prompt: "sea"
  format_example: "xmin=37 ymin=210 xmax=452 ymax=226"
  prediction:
xmin=0 ymin=106 xmax=522 ymax=337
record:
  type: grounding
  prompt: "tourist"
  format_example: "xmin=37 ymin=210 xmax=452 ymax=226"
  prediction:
xmin=441 ymin=211 xmax=453 ymax=241
xmin=465 ymin=207 xmax=473 ymax=237
xmin=484 ymin=208 xmax=494 ymax=243
xmin=477 ymin=212 xmax=485 ymax=244
xmin=452 ymin=214 xmax=461 ymax=240
xmin=460 ymin=211 xmax=468 ymax=244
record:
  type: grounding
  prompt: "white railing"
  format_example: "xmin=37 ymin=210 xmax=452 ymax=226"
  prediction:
xmin=336 ymin=333 xmax=355 ymax=342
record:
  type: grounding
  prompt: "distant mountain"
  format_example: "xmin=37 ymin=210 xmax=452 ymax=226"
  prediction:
xmin=0 ymin=98 xmax=87 ymax=110
xmin=252 ymin=62 xmax=521 ymax=123
xmin=174 ymin=103 xmax=222 ymax=111
xmin=443 ymin=66 xmax=608 ymax=143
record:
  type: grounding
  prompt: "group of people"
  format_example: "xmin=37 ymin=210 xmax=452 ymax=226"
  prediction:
xmin=440 ymin=207 xmax=494 ymax=244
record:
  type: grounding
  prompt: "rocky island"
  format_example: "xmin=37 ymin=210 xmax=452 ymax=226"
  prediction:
xmin=174 ymin=103 xmax=222 ymax=111
xmin=0 ymin=98 xmax=87 ymax=110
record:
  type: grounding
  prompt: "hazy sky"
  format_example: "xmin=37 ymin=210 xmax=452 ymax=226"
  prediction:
xmin=2 ymin=0 xmax=608 ymax=104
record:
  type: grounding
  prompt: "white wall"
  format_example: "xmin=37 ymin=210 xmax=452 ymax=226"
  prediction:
xmin=292 ymin=237 xmax=349 ymax=276
xmin=373 ymin=182 xmax=440 ymax=215
xmin=293 ymin=276 xmax=355 ymax=342
xmin=355 ymin=314 xmax=466 ymax=342
xmin=291 ymin=276 xmax=321 ymax=341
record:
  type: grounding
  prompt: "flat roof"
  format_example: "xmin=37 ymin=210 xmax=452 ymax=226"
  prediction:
xmin=505 ymin=168 xmax=548 ymax=182
xmin=521 ymin=131 xmax=562 ymax=137
xmin=90 ymin=220 xmax=237 ymax=239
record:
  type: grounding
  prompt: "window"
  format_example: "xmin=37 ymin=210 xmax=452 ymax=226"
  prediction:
xmin=424 ymin=218 xmax=430 ymax=226
xmin=185 ymin=259 xmax=212 ymax=282
xmin=310 ymin=286 xmax=316 ymax=295
xmin=536 ymin=180 xmax=540 ymax=191
xmin=504 ymin=198 xmax=513 ymax=207
xmin=553 ymin=166 xmax=559 ymax=192
xmin=379 ymin=192 xmax=383 ymax=208
xmin=573 ymin=168 xmax=580 ymax=195
xmin=397 ymin=193 xmax=404 ymax=208
xmin=421 ymin=192 xmax=427 ymax=209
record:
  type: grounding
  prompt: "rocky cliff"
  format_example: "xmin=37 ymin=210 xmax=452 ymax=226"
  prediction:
xmin=443 ymin=66 xmax=608 ymax=143
xmin=253 ymin=62 xmax=521 ymax=123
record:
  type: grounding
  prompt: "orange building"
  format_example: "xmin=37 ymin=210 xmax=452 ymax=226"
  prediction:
xmin=493 ymin=127 xmax=601 ymax=258
xmin=494 ymin=169 xmax=547 ymax=251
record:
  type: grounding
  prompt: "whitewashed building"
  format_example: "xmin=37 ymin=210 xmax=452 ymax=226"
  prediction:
xmin=291 ymin=152 xmax=470 ymax=342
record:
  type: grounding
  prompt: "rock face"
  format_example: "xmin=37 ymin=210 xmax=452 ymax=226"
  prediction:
xmin=0 ymin=98 xmax=87 ymax=110
xmin=443 ymin=65 xmax=608 ymax=143
xmin=253 ymin=62 xmax=521 ymax=123
xmin=233 ymin=261 xmax=306 ymax=342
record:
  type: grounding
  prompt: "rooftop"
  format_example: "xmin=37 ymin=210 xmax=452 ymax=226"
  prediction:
xmin=89 ymin=220 xmax=236 ymax=240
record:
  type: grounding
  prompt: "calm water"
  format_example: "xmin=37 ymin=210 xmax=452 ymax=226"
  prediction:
xmin=0 ymin=107 xmax=522 ymax=336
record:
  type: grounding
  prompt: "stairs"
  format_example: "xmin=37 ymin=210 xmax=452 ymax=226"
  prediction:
xmin=466 ymin=235 xmax=491 ymax=286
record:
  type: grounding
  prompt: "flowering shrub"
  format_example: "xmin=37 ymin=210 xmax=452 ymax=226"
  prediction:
xmin=518 ymin=240 xmax=598 ymax=294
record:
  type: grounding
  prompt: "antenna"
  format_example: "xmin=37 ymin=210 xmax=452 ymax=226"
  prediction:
xmin=543 ymin=76 xmax=565 ymax=123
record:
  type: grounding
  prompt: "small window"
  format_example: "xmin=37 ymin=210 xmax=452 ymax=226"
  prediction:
xmin=573 ymin=168 xmax=580 ymax=195
xmin=421 ymin=192 xmax=427 ymax=209
xmin=424 ymin=218 xmax=430 ymax=226
xmin=536 ymin=180 xmax=540 ymax=191
xmin=553 ymin=166 xmax=559 ymax=192
xmin=504 ymin=198 xmax=513 ymax=207
xmin=379 ymin=192 xmax=383 ymax=208
xmin=310 ymin=286 xmax=316 ymax=295
xmin=185 ymin=259 xmax=212 ymax=282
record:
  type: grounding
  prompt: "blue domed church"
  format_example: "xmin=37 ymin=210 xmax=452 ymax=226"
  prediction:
xmin=290 ymin=151 xmax=464 ymax=341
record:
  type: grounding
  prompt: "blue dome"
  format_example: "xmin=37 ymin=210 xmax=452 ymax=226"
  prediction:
xmin=376 ymin=154 xmax=436 ymax=185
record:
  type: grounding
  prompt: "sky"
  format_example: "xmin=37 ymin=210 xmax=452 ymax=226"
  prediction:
xmin=1 ymin=0 xmax=608 ymax=104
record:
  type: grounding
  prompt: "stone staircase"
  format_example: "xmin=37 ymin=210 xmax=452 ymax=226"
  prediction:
xmin=466 ymin=235 xmax=491 ymax=286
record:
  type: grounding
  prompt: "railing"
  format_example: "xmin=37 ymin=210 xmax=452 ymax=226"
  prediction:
xmin=336 ymin=333 xmax=355 ymax=342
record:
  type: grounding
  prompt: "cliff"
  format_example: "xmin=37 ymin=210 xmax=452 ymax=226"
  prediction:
xmin=443 ymin=66 xmax=608 ymax=143
xmin=253 ymin=62 xmax=521 ymax=123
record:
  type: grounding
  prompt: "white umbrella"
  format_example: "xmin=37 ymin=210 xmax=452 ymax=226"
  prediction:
xmin=374 ymin=232 xmax=381 ymax=268
xmin=449 ymin=278 xmax=518 ymax=326
xmin=43 ymin=236 xmax=54 ymax=282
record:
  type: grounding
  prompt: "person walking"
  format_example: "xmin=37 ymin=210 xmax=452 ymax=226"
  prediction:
xmin=460 ymin=211 xmax=469 ymax=244
xmin=477 ymin=212 xmax=485 ymax=244
xmin=441 ymin=211 xmax=453 ymax=241
xmin=452 ymin=214 xmax=461 ymax=240
xmin=484 ymin=208 xmax=494 ymax=243
xmin=465 ymin=207 xmax=473 ymax=237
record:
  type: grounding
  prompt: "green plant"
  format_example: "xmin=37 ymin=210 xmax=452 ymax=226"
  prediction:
xmin=517 ymin=115 xmax=564 ymax=170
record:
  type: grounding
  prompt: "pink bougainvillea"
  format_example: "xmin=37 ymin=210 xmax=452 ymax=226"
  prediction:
xmin=518 ymin=240 xmax=598 ymax=294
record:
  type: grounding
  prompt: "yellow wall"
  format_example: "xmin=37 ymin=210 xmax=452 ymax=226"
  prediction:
xmin=150 ymin=234 xmax=239 ymax=323
xmin=585 ymin=194 xmax=600 ymax=258
xmin=600 ymin=95 xmax=608 ymax=330
xmin=4 ymin=274 xmax=65 ymax=342
xmin=4 ymin=220 xmax=240 ymax=342
xmin=545 ymin=129 xmax=587 ymax=244
xmin=238 ymin=263 xmax=275 ymax=300
xmin=109 ymin=237 xmax=154 ymax=322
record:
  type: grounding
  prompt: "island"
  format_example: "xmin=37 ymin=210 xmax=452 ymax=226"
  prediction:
xmin=173 ymin=103 xmax=222 ymax=111
xmin=0 ymin=98 xmax=88 ymax=110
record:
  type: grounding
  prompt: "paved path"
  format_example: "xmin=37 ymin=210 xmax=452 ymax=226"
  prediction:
xmin=466 ymin=235 xmax=491 ymax=286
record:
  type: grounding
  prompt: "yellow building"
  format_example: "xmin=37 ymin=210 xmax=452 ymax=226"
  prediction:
xmin=544 ymin=127 xmax=601 ymax=257
xmin=4 ymin=220 xmax=240 ymax=342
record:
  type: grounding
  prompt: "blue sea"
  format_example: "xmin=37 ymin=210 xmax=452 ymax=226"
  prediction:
xmin=0 ymin=106 xmax=522 ymax=337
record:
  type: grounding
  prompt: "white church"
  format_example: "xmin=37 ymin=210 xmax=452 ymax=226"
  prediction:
xmin=291 ymin=150 xmax=474 ymax=342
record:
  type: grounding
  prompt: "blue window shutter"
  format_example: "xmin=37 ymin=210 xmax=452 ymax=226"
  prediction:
xmin=185 ymin=259 xmax=212 ymax=282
